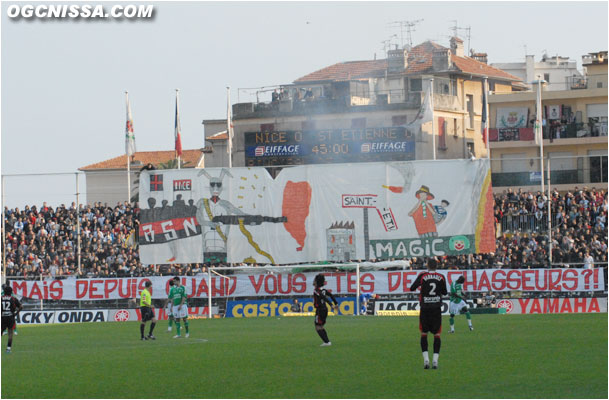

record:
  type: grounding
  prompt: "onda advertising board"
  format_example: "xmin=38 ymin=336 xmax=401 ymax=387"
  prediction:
xmin=16 ymin=310 xmax=108 ymax=325
xmin=226 ymin=298 xmax=356 ymax=318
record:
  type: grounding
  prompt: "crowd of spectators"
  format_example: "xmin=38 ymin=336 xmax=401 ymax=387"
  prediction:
xmin=2 ymin=186 xmax=607 ymax=279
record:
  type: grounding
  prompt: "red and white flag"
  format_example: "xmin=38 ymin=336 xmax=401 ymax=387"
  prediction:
xmin=175 ymin=90 xmax=183 ymax=158
xmin=125 ymin=92 xmax=136 ymax=156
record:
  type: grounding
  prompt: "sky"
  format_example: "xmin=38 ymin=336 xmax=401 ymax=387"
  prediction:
xmin=1 ymin=1 xmax=607 ymax=209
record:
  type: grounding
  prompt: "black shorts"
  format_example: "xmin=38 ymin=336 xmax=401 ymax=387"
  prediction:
xmin=419 ymin=307 xmax=442 ymax=334
xmin=315 ymin=308 xmax=328 ymax=326
xmin=2 ymin=316 xmax=16 ymax=332
xmin=140 ymin=307 xmax=154 ymax=322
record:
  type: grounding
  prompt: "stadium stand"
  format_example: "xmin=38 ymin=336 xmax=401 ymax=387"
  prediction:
xmin=2 ymin=187 xmax=607 ymax=279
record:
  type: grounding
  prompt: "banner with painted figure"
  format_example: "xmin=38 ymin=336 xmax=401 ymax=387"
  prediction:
xmin=7 ymin=268 xmax=606 ymax=301
xmin=496 ymin=107 xmax=529 ymax=129
xmin=138 ymin=159 xmax=495 ymax=265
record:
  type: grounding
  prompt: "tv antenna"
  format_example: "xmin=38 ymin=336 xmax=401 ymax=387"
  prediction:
xmin=380 ymin=34 xmax=399 ymax=57
xmin=449 ymin=20 xmax=472 ymax=55
xmin=388 ymin=19 xmax=423 ymax=49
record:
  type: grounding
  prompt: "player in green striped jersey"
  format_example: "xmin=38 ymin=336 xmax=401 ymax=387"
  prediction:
xmin=172 ymin=277 xmax=190 ymax=338
xmin=164 ymin=279 xmax=176 ymax=332
xmin=449 ymin=276 xmax=473 ymax=333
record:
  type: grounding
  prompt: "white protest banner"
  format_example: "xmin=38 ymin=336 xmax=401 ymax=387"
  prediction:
xmin=138 ymin=159 xmax=495 ymax=265
xmin=8 ymin=268 xmax=605 ymax=301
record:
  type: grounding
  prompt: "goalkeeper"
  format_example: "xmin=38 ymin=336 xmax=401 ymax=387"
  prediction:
xmin=449 ymin=276 xmax=473 ymax=333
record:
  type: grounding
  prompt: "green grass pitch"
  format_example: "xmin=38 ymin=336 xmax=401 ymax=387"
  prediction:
xmin=1 ymin=313 xmax=607 ymax=398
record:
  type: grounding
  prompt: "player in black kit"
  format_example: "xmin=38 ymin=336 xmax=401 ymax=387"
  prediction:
xmin=313 ymin=274 xmax=339 ymax=347
xmin=410 ymin=258 xmax=447 ymax=369
xmin=1 ymin=286 xmax=23 ymax=354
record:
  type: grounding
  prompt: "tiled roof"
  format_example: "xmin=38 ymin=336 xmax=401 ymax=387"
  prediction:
xmin=294 ymin=59 xmax=388 ymax=83
xmin=79 ymin=149 xmax=204 ymax=171
xmin=294 ymin=41 xmax=521 ymax=83
xmin=207 ymin=131 xmax=228 ymax=141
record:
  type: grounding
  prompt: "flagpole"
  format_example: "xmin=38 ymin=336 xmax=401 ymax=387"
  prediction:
xmin=125 ymin=91 xmax=131 ymax=202
xmin=176 ymin=89 xmax=181 ymax=170
xmin=483 ymin=77 xmax=490 ymax=159
xmin=430 ymin=78 xmax=436 ymax=160
xmin=534 ymin=79 xmax=546 ymax=194
xmin=227 ymin=86 xmax=233 ymax=168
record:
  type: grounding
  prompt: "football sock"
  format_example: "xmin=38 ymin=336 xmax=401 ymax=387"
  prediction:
xmin=422 ymin=351 xmax=429 ymax=364
xmin=176 ymin=322 xmax=181 ymax=336
xmin=149 ymin=322 xmax=156 ymax=335
xmin=466 ymin=312 xmax=472 ymax=327
xmin=140 ymin=324 xmax=145 ymax=338
xmin=8 ymin=337 xmax=12 ymax=347
xmin=449 ymin=316 xmax=455 ymax=329
xmin=433 ymin=353 xmax=439 ymax=364
xmin=184 ymin=320 xmax=189 ymax=334
xmin=433 ymin=336 xmax=441 ymax=354
xmin=420 ymin=335 xmax=429 ymax=352
xmin=317 ymin=329 xmax=330 ymax=343
xmin=168 ymin=317 xmax=173 ymax=328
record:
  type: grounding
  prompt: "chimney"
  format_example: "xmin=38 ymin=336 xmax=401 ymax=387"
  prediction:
xmin=470 ymin=49 xmax=488 ymax=64
xmin=387 ymin=48 xmax=408 ymax=73
xmin=450 ymin=37 xmax=464 ymax=57
xmin=432 ymin=48 xmax=451 ymax=71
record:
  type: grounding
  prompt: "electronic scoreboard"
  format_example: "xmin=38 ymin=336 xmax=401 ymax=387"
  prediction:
xmin=244 ymin=126 xmax=415 ymax=166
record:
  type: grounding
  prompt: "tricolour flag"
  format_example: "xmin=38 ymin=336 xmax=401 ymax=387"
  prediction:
xmin=481 ymin=82 xmax=488 ymax=145
xmin=125 ymin=92 xmax=136 ymax=156
xmin=175 ymin=90 xmax=183 ymax=158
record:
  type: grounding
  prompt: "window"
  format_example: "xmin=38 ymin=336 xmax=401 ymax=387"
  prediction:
xmin=410 ymin=78 xmax=422 ymax=92
xmin=466 ymin=94 xmax=474 ymax=129
xmin=438 ymin=117 xmax=447 ymax=150
xmin=598 ymin=81 xmax=604 ymax=88
xmin=467 ymin=142 xmax=475 ymax=158
xmin=588 ymin=150 xmax=608 ymax=183
xmin=434 ymin=77 xmax=457 ymax=96
xmin=544 ymin=73 xmax=550 ymax=83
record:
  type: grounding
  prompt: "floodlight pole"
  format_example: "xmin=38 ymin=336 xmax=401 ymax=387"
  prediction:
xmin=356 ymin=263 xmax=360 ymax=316
xmin=1 ymin=175 xmax=5 ymax=282
xmin=208 ymin=267 xmax=213 ymax=319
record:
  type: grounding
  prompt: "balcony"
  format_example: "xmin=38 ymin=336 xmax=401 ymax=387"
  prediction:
xmin=232 ymin=90 xmax=422 ymax=120
xmin=489 ymin=123 xmax=605 ymax=143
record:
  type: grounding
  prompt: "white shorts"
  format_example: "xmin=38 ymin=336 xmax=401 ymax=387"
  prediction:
xmin=449 ymin=300 xmax=468 ymax=315
xmin=173 ymin=304 xmax=189 ymax=319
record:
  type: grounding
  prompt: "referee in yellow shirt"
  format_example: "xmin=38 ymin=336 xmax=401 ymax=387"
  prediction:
xmin=140 ymin=281 xmax=157 ymax=340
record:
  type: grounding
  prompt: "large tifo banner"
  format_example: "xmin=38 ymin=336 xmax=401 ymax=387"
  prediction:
xmin=138 ymin=159 xmax=495 ymax=264
xmin=9 ymin=268 xmax=605 ymax=301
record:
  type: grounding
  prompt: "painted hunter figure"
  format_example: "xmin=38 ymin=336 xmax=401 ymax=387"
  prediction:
xmin=408 ymin=185 xmax=438 ymax=238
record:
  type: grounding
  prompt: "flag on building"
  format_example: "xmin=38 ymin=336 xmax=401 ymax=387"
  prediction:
xmin=535 ymin=84 xmax=543 ymax=145
xmin=175 ymin=90 xmax=183 ymax=158
xmin=481 ymin=83 xmax=488 ymax=145
xmin=125 ymin=92 xmax=136 ymax=156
